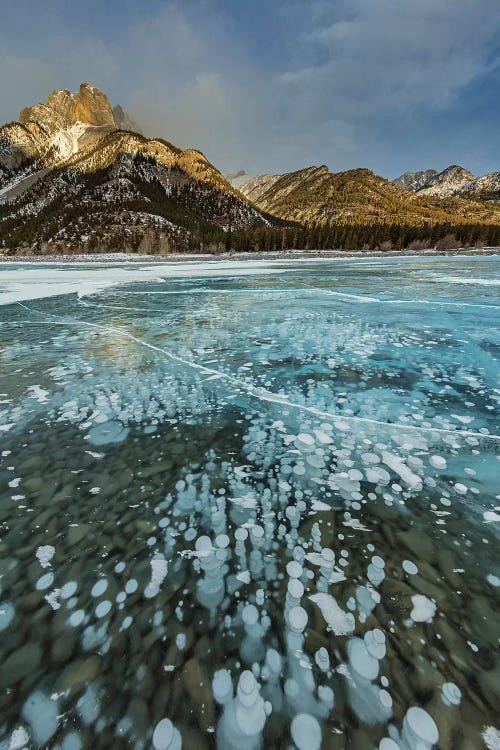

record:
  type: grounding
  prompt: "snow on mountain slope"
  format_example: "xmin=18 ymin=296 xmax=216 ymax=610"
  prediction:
xmin=392 ymin=169 xmax=438 ymax=191
xmin=417 ymin=165 xmax=474 ymax=197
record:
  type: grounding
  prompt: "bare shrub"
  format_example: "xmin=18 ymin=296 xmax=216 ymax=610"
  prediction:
xmin=436 ymin=234 xmax=461 ymax=250
xmin=407 ymin=238 xmax=431 ymax=251
xmin=379 ymin=240 xmax=393 ymax=252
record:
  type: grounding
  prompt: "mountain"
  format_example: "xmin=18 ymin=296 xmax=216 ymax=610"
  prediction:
xmin=416 ymin=165 xmax=475 ymax=197
xmin=1 ymin=83 xmax=499 ymax=255
xmin=0 ymin=84 xmax=270 ymax=253
xmin=457 ymin=172 xmax=500 ymax=202
xmin=228 ymin=172 xmax=283 ymax=202
xmin=0 ymin=84 xmax=115 ymax=173
xmin=393 ymin=169 xmax=438 ymax=191
xmin=234 ymin=164 xmax=500 ymax=226
xmin=393 ymin=164 xmax=500 ymax=203
xmin=112 ymin=105 xmax=142 ymax=135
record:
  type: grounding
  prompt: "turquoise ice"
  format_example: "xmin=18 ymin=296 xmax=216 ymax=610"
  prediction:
xmin=0 ymin=255 xmax=499 ymax=749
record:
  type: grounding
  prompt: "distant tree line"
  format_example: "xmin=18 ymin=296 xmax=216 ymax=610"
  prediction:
xmin=212 ymin=222 xmax=500 ymax=254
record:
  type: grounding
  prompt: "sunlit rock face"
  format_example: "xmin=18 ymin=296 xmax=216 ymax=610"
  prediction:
xmin=0 ymin=256 xmax=499 ymax=749
xmin=3 ymin=84 xmax=118 ymax=169
xmin=20 ymin=83 xmax=117 ymax=130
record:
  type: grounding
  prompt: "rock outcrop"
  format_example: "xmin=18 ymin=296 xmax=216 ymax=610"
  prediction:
xmin=393 ymin=169 xmax=438 ymax=192
xmin=417 ymin=165 xmax=475 ymax=198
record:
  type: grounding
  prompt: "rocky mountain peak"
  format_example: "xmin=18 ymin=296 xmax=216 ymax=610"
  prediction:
xmin=112 ymin=104 xmax=142 ymax=134
xmin=417 ymin=165 xmax=475 ymax=197
xmin=393 ymin=169 xmax=438 ymax=192
xmin=20 ymin=83 xmax=116 ymax=129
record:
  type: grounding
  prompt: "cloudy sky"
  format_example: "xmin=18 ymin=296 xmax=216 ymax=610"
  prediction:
xmin=1 ymin=0 xmax=499 ymax=178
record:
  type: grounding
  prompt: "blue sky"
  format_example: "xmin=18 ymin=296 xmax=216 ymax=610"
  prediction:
xmin=1 ymin=0 xmax=499 ymax=178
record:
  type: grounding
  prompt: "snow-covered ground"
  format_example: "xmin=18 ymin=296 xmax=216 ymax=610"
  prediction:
xmin=0 ymin=260 xmax=294 ymax=305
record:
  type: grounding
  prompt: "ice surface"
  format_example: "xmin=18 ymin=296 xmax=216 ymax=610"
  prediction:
xmin=0 ymin=255 xmax=499 ymax=748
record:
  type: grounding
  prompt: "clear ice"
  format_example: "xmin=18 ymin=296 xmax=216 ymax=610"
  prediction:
xmin=0 ymin=255 xmax=499 ymax=749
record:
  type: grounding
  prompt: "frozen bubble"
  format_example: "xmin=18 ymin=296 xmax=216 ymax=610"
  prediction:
xmin=486 ymin=574 xmax=500 ymax=587
xmin=348 ymin=638 xmax=379 ymax=681
xmin=36 ymin=572 xmax=54 ymax=591
xmin=322 ymin=548 xmax=335 ymax=563
xmin=288 ymin=606 xmax=308 ymax=633
xmin=287 ymin=561 xmax=303 ymax=579
xmin=215 ymin=534 xmax=230 ymax=548
xmin=114 ymin=562 xmax=126 ymax=574
xmin=411 ymin=595 xmax=436 ymax=623
xmin=213 ymin=669 xmax=233 ymax=705
xmin=402 ymin=560 xmax=418 ymax=576
xmin=362 ymin=452 xmax=380 ymax=465
xmin=77 ymin=684 xmax=100 ymax=725
xmin=287 ymin=579 xmax=304 ymax=599
xmin=62 ymin=730 xmax=82 ymax=750
xmin=22 ymin=690 xmax=59 ymax=745
xmin=366 ymin=467 xmax=391 ymax=486
xmin=87 ymin=420 xmax=129 ymax=447
xmin=315 ymin=647 xmax=330 ymax=672
xmin=364 ymin=628 xmax=386 ymax=660
xmin=483 ymin=511 xmax=500 ymax=523
xmin=372 ymin=555 xmax=385 ymax=569
xmin=314 ymin=429 xmax=333 ymax=445
xmin=266 ymin=648 xmax=282 ymax=677
xmin=152 ymin=718 xmax=181 ymax=750
xmin=441 ymin=682 xmax=462 ymax=706
xmin=235 ymin=527 xmax=249 ymax=541
xmin=430 ymin=455 xmax=447 ymax=469
xmin=95 ymin=600 xmax=111 ymax=618
xmin=184 ymin=527 xmax=196 ymax=542
xmin=242 ymin=604 xmax=259 ymax=626
xmin=238 ymin=669 xmax=258 ymax=703
xmin=0 ymin=601 xmax=15 ymax=631
xmin=454 ymin=483 xmax=468 ymax=495
xmin=379 ymin=689 xmax=393 ymax=709
xmin=291 ymin=713 xmax=322 ymax=750
xmin=295 ymin=433 xmax=315 ymax=451
xmin=68 ymin=609 xmax=85 ymax=627
xmin=195 ymin=535 xmax=212 ymax=552
xmin=60 ymin=581 xmax=78 ymax=600
xmin=379 ymin=740 xmax=400 ymax=750
xmin=91 ymin=579 xmax=108 ymax=598
xmin=125 ymin=579 xmax=138 ymax=594
xmin=404 ymin=706 xmax=439 ymax=746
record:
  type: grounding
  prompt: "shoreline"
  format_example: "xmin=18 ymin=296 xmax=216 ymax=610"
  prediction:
xmin=1 ymin=247 xmax=499 ymax=263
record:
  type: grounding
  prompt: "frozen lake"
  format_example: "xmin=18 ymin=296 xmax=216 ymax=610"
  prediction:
xmin=0 ymin=255 xmax=499 ymax=749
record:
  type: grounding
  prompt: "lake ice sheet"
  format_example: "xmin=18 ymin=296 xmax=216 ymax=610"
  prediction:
xmin=0 ymin=255 xmax=499 ymax=749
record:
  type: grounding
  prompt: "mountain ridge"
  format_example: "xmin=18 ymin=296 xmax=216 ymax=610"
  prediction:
xmin=0 ymin=84 xmax=271 ymax=253
xmin=1 ymin=82 xmax=499 ymax=255
xmin=229 ymin=165 xmax=500 ymax=226
xmin=393 ymin=165 xmax=500 ymax=201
